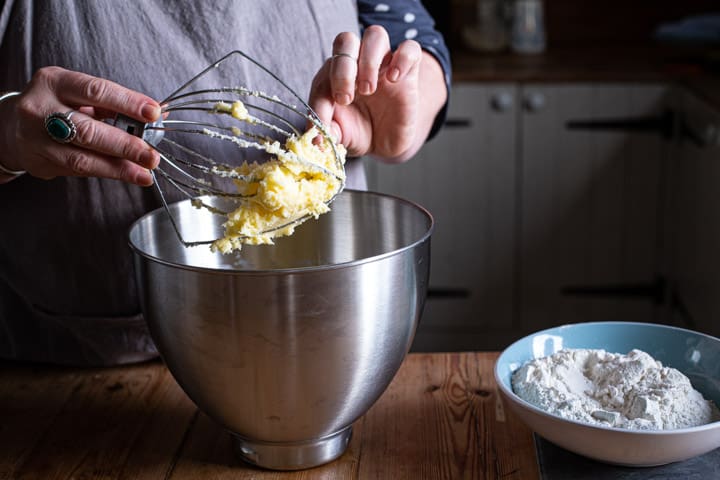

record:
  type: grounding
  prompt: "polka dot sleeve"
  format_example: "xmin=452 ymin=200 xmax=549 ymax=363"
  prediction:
xmin=357 ymin=0 xmax=451 ymax=141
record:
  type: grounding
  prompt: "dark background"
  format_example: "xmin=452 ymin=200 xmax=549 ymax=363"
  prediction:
xmin=424 ymin=0 xmax=720 ymax=51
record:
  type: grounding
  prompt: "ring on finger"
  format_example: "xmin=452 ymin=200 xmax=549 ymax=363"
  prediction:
xmin=45 ymin=111 xmax=78 ymax=144
xmin=332 ymin=52 xmax=357 ymax=62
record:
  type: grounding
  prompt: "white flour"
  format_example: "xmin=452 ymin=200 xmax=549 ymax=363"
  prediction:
xmin=512 ymin=348 xmax=720 ymax=430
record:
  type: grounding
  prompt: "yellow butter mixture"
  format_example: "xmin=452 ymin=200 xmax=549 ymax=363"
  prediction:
xmin=208 ymin=101 xmax=346 ymax=253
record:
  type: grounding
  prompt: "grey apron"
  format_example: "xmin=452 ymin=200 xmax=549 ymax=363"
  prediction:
xmin=0 ymin=0 xmax=362 ymax=365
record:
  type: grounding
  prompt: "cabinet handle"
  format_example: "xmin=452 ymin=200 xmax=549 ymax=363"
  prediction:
xmin=523 ymin=92 xmax=545 ymax=112
xmin=561 ymin=275 xmax=665 ymax=305
xmin=566 ymin=110 xmax=719 ymax=147
xmin=491 ymin=92 xmax=514 ymax=112
xmin=566 ymin=110 xmax=675 ymax=139
xmin=427 ymin=287 xmax=471 ymax=299
xmin=444 ymin=118 xmax=472 ymax=128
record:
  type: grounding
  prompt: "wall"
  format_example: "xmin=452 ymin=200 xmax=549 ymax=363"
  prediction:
xmin=545 ymin=0 xmax=719 ymax=48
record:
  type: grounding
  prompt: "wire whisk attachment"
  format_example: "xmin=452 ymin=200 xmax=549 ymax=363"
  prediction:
xmin=115 ymin=50 xmax=346 ymax=253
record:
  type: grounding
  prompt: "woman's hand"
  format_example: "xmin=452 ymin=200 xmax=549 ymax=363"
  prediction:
xmin=309 ymin=25 xmax=447 ymax=163
xmin=0 ymin=66 xmax=161 ymax=185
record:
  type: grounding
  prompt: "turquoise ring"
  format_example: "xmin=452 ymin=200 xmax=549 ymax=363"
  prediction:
xmin=44 ymin=111 xmax=78 ymax=143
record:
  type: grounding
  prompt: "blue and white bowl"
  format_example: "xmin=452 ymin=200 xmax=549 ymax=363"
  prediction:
xmin=494 ymin=321 xmax=720 ymax=466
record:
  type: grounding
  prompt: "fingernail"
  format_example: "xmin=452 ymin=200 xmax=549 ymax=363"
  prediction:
xmin=360 ymin=81 xmax=372 ymax=95
xmin=335 ymin=93 xmax=351 ymax=105
xmin=141 ymin=103 xmax=161 ymax=121
xmin=388 ymin=67 xmax=401 ymax=82
xmin=136 ymin=169 xmax=153 ymax=186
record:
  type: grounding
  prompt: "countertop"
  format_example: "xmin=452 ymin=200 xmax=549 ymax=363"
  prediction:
xmin=450 ymin=46 xmax=720 ymax=109
xmin=0 ymin=352 xmax=539 ymax=479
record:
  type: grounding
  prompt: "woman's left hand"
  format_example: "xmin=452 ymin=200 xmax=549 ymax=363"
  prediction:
xmin=309 ymin=25 xmax=446 ymax=163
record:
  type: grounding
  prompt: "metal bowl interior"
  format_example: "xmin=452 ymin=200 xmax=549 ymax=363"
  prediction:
xmin=494 ymin=321 xmax=720 ymax=467
xmin=129 ymin=190 xmax=432 ymax=272
xmin=128 ymin=190 xmax=433 ymax=470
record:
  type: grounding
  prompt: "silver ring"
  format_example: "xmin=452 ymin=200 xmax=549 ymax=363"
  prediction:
xmin=44 ymin=110 xmax=78 ymax=143
xmin=332 ymin=53 xmax=357 ymax=62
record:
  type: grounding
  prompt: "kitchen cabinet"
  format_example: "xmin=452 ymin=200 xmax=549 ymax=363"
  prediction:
xmin=366 ymin=82 xmax=671 ymax=351
xmin=664 ymin=88 xmax=720 ymax=337
xmin=366 ymin=84 xmax=519 ymax=351
xmin=519 ymin=84 xmax=669 ymax=333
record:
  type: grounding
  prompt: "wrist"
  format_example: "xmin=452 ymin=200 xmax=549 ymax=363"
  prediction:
xmin=0 ymin=91 xmax=26 ymax=179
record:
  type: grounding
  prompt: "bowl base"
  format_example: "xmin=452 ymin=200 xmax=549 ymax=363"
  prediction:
xmin=232 ymin=426 xmax=352 ymax=470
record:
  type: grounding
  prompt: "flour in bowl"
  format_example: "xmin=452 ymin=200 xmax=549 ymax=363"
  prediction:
xmin=512 ymin=348 xmax=720 ymax=430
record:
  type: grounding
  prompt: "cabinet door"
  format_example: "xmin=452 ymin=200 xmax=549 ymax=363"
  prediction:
xmin=519 ymin=84 xmax=669 ymax=332
xmin=664 ymin=88 xmax=720 ymax=337
xmin=365 ymin=83 xmax=518 ymax=351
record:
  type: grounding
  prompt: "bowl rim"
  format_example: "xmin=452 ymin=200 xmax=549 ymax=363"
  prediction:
xmin=494 ymin=321 xmax=720 ymax=435
xmin=127 ymin=189 xmax=434 ymax=275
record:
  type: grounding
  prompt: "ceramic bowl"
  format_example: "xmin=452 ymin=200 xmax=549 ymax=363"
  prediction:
xmin=494 ymin=321 xmax=720 ymax=466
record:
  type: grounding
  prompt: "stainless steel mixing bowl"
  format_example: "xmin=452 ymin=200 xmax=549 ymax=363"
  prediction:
xmin=128 ymin=190 xmax=433 ymax=470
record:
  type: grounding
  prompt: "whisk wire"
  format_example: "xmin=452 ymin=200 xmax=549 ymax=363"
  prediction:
xmin=116 ymin=50 xmax=345 ymax=249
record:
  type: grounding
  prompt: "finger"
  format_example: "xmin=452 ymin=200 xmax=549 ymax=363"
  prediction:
xmin=385 ymin=40 xmax=422 ymax=83
xmin=78 ymin=105 xmax=118 ymax=120
xmin=308 ymin=60 xmax=338 ymax=134
xmin=330 ymin=32 xmax=361 ymax=106
xmin=43 ymin=67 xmax=161 ymax=123
xmin=357 ymin=25 xmax=391 ymax=96
xmin=69 ymin=111 xmax=159 ymax=169
xmin=53 ymin=146 xmax=154 ymax=186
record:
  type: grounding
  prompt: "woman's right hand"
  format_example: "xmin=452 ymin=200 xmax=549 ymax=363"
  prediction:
xmin=0 ymin=66 xmax=162 ymax=185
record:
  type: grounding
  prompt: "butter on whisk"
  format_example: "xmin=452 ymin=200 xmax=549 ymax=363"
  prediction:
xmin=210 ymin=102 xmax=346 ymax=253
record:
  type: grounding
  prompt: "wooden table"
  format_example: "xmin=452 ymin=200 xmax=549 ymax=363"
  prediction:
xmin=0 ymin=352 xmax=539 ymax=479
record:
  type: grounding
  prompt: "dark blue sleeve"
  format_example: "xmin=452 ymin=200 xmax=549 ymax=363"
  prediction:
xmin=357 ymin=0 xmax=451 ymax=141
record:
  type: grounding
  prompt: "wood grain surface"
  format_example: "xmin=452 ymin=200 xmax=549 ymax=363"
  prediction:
xmin=0 ymin=352 xmax=538 ymax=479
